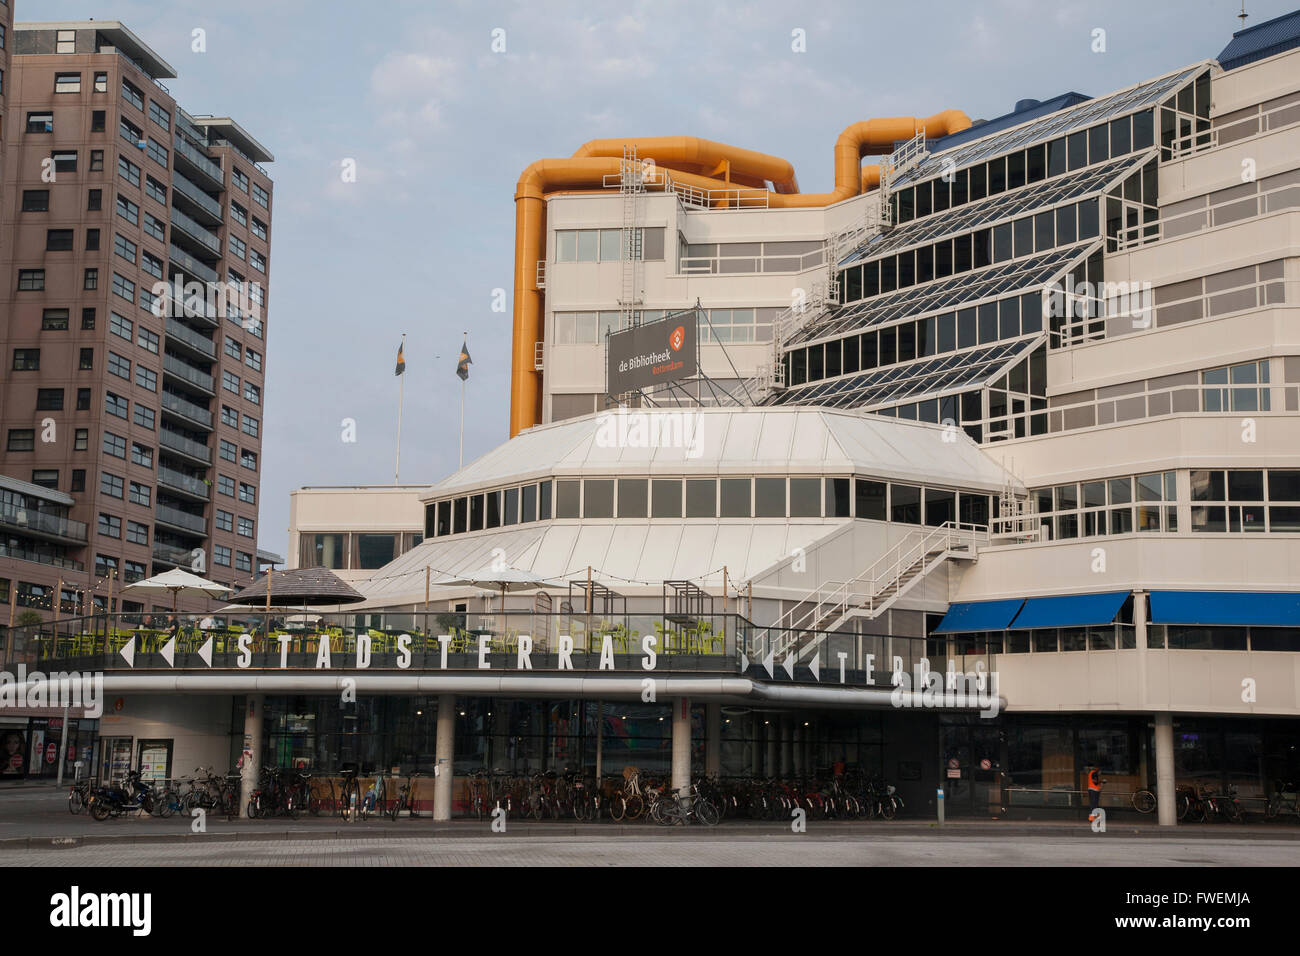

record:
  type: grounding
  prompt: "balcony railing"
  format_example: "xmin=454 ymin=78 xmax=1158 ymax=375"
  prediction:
xmin=158 ymin=466 xmax=211 ymax=501
xmin=152 ymin=541 xmax=196 ymax=567
xmin=162 ymin=354 xmax=215 ymax=395
xmin=173 ymin=134 xmax=224 ymax=189
xmin=170 ymin=206 xmax=222 ymax=257
xmin=159 ymin=390 xmax=214 ymax=430
xmin=0 ymin=542 xmax=84 ymax=572
xmin=0 ymin=501 xmax=89 ymax=543
xmin=155 ymin=503 xmax=207 ymax=536
xmin=169 ymin=245 xmax=219 ymax=284
xmin=159 ymin=428 xmax=213 ymax=464
xmin=165 ymin=319 xmax=217 ymax=360
xmin=171 ymin=171 xmax=224 ymax=224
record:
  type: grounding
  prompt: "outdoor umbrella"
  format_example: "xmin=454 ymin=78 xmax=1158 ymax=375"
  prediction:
xmin=225 ymin=567 xmax=367 ymax=641
xmin=440 ymin=566 xmax=559 ymax=613
xmin=121 ymin=567 xmax=233 ymax=611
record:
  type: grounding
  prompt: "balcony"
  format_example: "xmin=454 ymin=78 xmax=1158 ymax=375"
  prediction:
xmin=169 ymin=244 xmax=219 ymax=285
xmin=159 ymin=428 xmax=213 ymax=465
xmin=152 ymin=540 xmax=195 ymax=568
xmin=155 ymin=503 xmax=208 ymax=537
xmin=158 ymin=466 xmax=211 ymax=502
xmin=0 ymin=502 xmax=88 ymax=544
xmin=159 ymin=390 xmax=214 ymax=431
xmin=162 ymin=354 xmax=215 ymax=396
xmin=165 ymin=318 xmax=217 ymax=361
xmin=173 ymin=134 xmax=224 ymax=191
xmin=171 ymin=171 xmax=224 ymax=226
xmin=0 ymin=542 xmax=84 ymax=572
xmin=170 ymin=206 xmax=222 ymax=258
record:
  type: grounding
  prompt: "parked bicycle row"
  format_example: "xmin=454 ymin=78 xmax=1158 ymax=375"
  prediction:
xmin=71 ymin=766 xmax=241 ymax=821
xmin=1129 ymin=780 xmax=1300 ymax=823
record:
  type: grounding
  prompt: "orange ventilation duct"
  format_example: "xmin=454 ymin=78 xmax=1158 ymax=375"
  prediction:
xmin=509 ymin=110 xmax=972 ymax=437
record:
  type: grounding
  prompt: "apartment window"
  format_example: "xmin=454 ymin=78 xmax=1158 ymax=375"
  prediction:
xmin=252 ymin=183 xmax=269 ymax=209
xmin=55 ymin=73 xmax=82 ymax=94
xmin=215 ymin=510 xmax=234 ymax=532
xmin=118 ymin=156 xmax=141 ymax=187
xmin=251 ymin=218 xmax=268 ymax=241
xmin=240 ymin=450 xmax=257 ymax=471
xmin=237 ymin=516 xmax=254 ymax=538
xmin=241 ymin=414 xmax=259 ymax=438
xmin=120 ymin=117 xmax=142 ymax=147
xmin=133 ymin=404 xmax=155 ymax=430
xmin=52 ymin=151 xmax=78 ymax=172
xmin=82 ymin=308 xmax=97 ymax=330
xmin=36 ymin=389 xmax=64 ymax=411
xmin=135 ymin=366 xmax=157 ymax=391
xmin=128 ymin=482 xmax=150 ymax=507
xmin=26 ymin=112 xmax=53 ymax=133
xmin=88 ymin=189 xmax=103 ymax=211
xmin=103 ymin=431 xmax=127 ymax=458
xmin=146 ymin=138 xmax=168 ymax=168
xmin=230 ymin=202 xmax=248 ymax=227
xmin=220 ymin=406 xmax=238 ymax=428
xmin=98 ymin=514 xmax=122 ymax=539
xmin=114 ymin=234 xmax=138 ymax=264
xmin=90 ymin=150 xmax=104 ymax=172
xmin=46 ymin=229 xmax=75 ymax=252
xmin=79 ymin=348 xmax=94 ymax=370
xmin=41 ymin=309 xmax=70 ymax=330
xmin=137 ymin=327 xmax=160 ymax=353
xmin=92 ymin=110 xmax=106 ymax=133
xmin=145 ymin=176 xmax=166 ymax=205
xmin=30 ymin=471 xmax=59 ymax=490
xmin=1202 ymin=360 xmax=1270 ymax=413
xmin=93 ymin=71 xmax=108 ymax=93
xmin=142 ymin=213 xmax=166 ymax=244
xmin=131 ymin=443 xmax=153 ymax=469
xmin=213 ymin=545 xmax=232 ymax=567
xmin=229 ymin=235 xmax=246 ymax=260
xmin=148 ymin=102 xmax=171 ymax=130
xmin=109 ymin=312 xmax=134 ymax=342
xmin=238 ymin=483 xmax=256 ymax=504
xmin=101 ymin=473 xmax=124 ymax=499
xmin=107 ymin=351 xmax=131 ymax=380
xmin=71 ymin=471 xmax=86 ymax=493
xmin=11 ymin=349 xmax=39 ymax=371
xmin=224 ymin=337 xmax=242 ymax=360
xmin=222 ymin=370 xmax=240 ymax=394
xmin=86 ymin=229 xmax=101 ymax=251
xmin=244 ymin=382 xmax=260 ymax=405
xmin=217 ymin=475 xmax=235 ymax=497
xmin=21 ymin=190 xmax=49 ymax=212
xmin=6 ymin=430 xmax=34 ymax=452
xmin=249 ymin=250 xmax=266 ymax=273
xmin=18 ymin=270 xmax=45 ymax=291
xmin=116 ymin=195 xmax=139 ymax=225
xmin=75 ymin=427 xmax=89 ymax=448
xmin=56 ymin=31 xmax=76 ymax=54
xmin=244 ymin=349 xmax=262 ymax=372
xmin=84 ymin=269 xmax=99 ymax=291
xmin=141 ymin=252 xmax=164 ymax=281
xmin=105 ymin=391 xmax=128 ymax=419
xmin=232 ymin=168 xmax=249 ymax=192
xmin=126 ymin=521 xmax=148 ymax=546
xmin=219 ymin=439 xmax=237 ymax=462
xmin=95 ymin=556 xmax=118 ymax=579
xmin=112 ymin=274 xmax=136 ymax=305
xmin=235 ymin=552 xmax=253 ymax=572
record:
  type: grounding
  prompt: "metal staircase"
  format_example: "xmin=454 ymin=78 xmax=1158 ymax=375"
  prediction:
xmin=759 ymin=521 xmax=986 ymax=660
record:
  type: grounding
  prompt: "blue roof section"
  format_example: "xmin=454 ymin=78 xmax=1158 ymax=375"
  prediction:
xmin=1009 ymin=591 xmax=1129 ymax=630
xmin=1149 ymin=591 xmax=1300 ymax=627
xmin=931 ymin=93 xmax=1091 ymax=154
xmin=1218 ymin=9 xmax=1300 ymax=70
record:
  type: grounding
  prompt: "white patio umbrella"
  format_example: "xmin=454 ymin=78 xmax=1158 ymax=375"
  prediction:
xmin=121 ymin=567 xmax=233 ymax=611
xmin=441 ymin=566 xmax=559 ymax=613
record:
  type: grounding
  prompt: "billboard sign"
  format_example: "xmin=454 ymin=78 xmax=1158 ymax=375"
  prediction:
xmin=606 ymin=312 xmax=697 ymax=394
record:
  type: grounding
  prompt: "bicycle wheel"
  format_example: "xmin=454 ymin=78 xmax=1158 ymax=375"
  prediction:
xmin=247 ymin=798 xmax=259 ymax=820
xmin=338 ymin=780 xmax=357 ymax=819
xmin=90 ymin=798 xmax=111 ymax=821
xmin=880 ymin=797 xmax=897 ymax=820
xmin=1264 ymin=797 xmax=1279 ymax=820
xmin=388 ymin=792 xmax=402 ymax=821
xmin=625 ymin=794 xmax=644 ymax=821
xmin=1132 ymin=789 xmax=1156 ymax=814
xmin=610 ymin=795 xmax=627 ymax=822
xmin=1177 ymin=793 xmax=1191 ymax=821
xmin=158 ymin=790 xmax=177 ymax=818
xmin=223 ymin=787 xmax=239 ymax=822
xmin=1225 ymin=800 xmax=1244 ymax=824
xmin=68 ymin=789 xmax=85 ymax=815
xmin=695 ymin=799 xmax=720 ymax=827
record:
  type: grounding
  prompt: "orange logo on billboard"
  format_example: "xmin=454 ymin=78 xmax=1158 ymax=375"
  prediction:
xmin=669 ymin=326 xmax=686 ymax=351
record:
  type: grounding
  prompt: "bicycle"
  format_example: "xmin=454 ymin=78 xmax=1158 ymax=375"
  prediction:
xmin=610 ymin=768 xmax=645 ymax=822
xmin=468 ymin=770 xmax=490 ymax=820
xmin=338 ymin=765 xmax=362 ymax=820
xmin=1131 ymin=788 xmax=1157 ymax=813
xmin=307 ymin=774 xmax=336 ymax=816
xmin=360 ymin=769 xmax=386 ymax=820
xmin=68 ymin=777 xmax=93 ymax=815
xmin=1265 ymin=780 xmax=1300 ymax=819
xmin=654 ymin=782 xmax=720 ymax=827
xmin=387 ymin=771 xmax=423 ymax=820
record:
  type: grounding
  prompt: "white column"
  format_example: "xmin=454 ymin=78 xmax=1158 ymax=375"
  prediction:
xmin=1155 ymin=712 xmax=1176 ymax=826
xmin=1133 ymin=590 xmax=1148 ymax=709
xmin=671 ymin=697 xmax=691 ymax=798
xmin=240 ymin=694 xmax=264 ymax=815
xmin=434 ymin=694 xmax=455 ymax=821
xmin=705 ymin=702 xmax=721 ymax=778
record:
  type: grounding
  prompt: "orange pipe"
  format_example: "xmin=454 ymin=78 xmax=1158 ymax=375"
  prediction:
xmin=509 ymin=111 xmax=971 ymax=437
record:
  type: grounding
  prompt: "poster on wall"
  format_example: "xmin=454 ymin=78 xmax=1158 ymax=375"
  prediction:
xmin=105 ymin=738 xmax=133 ymax=785
xmin=1 ymin=730 xmax=26 ymax=778
xmin=138 ymin=740 xmax=173 ymax=783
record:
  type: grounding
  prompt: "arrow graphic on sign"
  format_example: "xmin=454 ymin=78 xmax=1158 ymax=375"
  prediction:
xmin=762 ymin=648 xmax=775 ymax=679
xmin=782 ymin=653 xmax=795 ymax=679
xmin=808 ymin=652 xmax=821 ymax=682
xmin=740 ymin=651 xmax=749 ymax=672
xmin=159 ymin=637 xmax=175 ymax=667
xmin=197 ymin=636 xmax=213 ymax=667
xmin=119 ymin=636 xmax=135 ymax=668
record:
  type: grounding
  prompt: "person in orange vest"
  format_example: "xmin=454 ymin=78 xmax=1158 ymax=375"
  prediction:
xmin=1087 ymin=766 xmax=1104 ymax=813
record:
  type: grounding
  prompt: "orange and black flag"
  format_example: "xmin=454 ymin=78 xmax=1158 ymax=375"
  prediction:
xmin=456 ymin=340 xmax=472 ymax=382
xmin=394 ymin=341 xmax=406 ymax=376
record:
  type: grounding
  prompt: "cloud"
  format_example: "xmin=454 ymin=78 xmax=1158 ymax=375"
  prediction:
xmin=370 ymin=51 xmax=458 ymax=132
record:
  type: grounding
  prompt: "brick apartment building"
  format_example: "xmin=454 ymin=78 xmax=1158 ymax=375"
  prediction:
xmin=0 ymin=16 xmax=274 ymax=620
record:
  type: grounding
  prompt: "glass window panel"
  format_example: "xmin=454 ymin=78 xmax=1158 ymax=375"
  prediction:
xmin=789 ymin=477 xmax=822 ymax=517
xmin=583 ymin=479 xmax=614 ymax=518
xmin=755 ymin=477 xmax=786 ymax=517
xmin=855 ymin=479 xmax=887 ymax=520
xmin=555 ymin=479 xmax=581 ymax=518
xmin=719 ymin=479 xmax=751 ymax=518
xmin=826 ymin=477 xmax=851 ymax=518
xmin=890 ymin=483 xmax=921 ymax=524
xmin=685 ymin=479 xmax=716 ymax=517
xmin=617 ymin=479 xmax=647 ymax=518
xmin=651 ymin=479 xmax=682 ymax=518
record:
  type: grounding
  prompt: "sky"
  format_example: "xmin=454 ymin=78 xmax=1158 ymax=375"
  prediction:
xmin=30 ymin=0 xmax=1298 ymax=558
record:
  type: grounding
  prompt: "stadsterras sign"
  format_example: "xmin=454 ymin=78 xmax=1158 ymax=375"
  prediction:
xmin=607 ymin=313 xmax=697 ymax=394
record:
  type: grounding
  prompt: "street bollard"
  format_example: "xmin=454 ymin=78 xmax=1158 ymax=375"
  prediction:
xmin=937 ymin=788 xmax=945 ymax=826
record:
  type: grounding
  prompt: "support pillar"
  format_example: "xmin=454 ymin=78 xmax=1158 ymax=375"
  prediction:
xmin=434 ymin=693 xmax=455 ymax=821
xmin=780 ymin=718 xmax=792 ymax=778
xmin=765 ymin=719 xmax=778 ymax=778
xmin=1155 ymin=712 xmax=1176 ymax=827
xmin=705 ymin=702 xmax=721 ymax=778
xmin=792 ymin=722 xmax=803 ymax=776
xmin=671 ymin=697 xmax=691 ymax=798
xmin=240 ymin=694 xmax=264 ymax=815
xmin=750 ymin=714 xmax=762 ymax=776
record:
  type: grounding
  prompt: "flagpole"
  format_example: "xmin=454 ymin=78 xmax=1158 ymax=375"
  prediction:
xmin=459 ymin=330 xmax=467 ymax=470
xmin=395 ymin=333 xmax=405 ymax=484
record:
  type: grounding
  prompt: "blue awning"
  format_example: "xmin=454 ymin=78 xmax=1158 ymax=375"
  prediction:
xmin=1009 ymin=591 xmax=1128 ymax=630
xmin=932 ymin=599 xmax=1025 ymax=634
xmin=1149 ymin=591 xmax=1300 ymax=627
